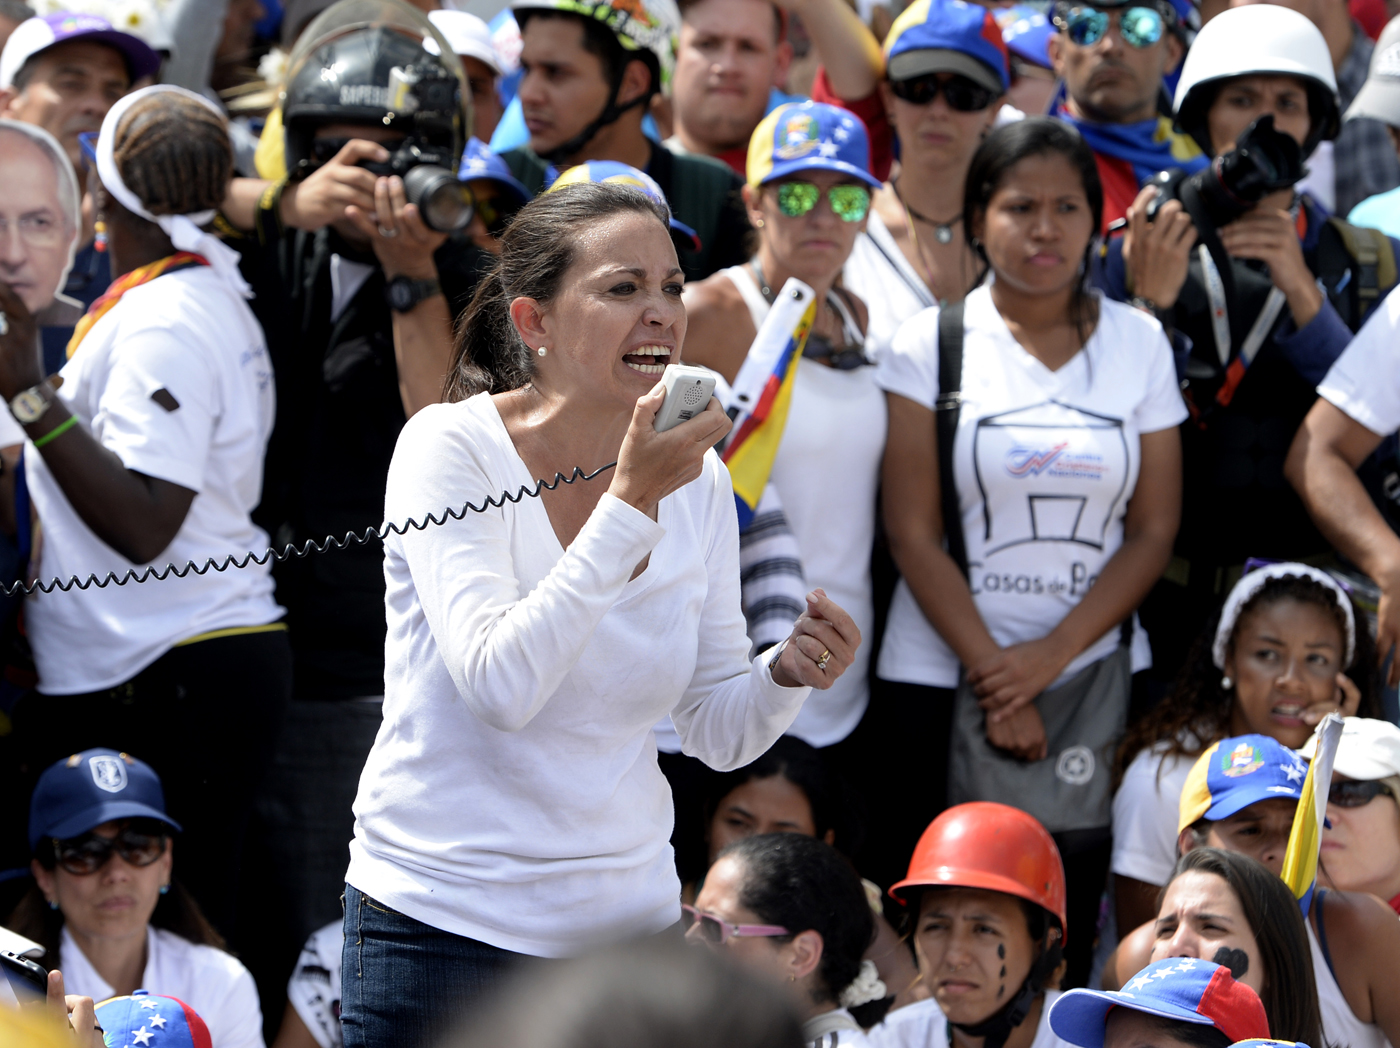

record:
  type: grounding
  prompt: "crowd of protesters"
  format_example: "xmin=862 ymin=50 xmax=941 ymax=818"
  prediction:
xmin=2 ymin=0 xmax=1400 ymax=1045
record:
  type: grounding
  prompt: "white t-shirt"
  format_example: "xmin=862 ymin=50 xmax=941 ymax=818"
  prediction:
xmin=21 ymin=265 xmax=281 ymax=694
xmin=1111 ymin=740 xmax=1199 ymax=886
xmin=842 ymin=211 xmax=936 ymax=363
xmin=286 ymin=921 xmax=343 ymax=1048
xmin=772 ymin=357 xmax=887 ymax=745
xmin=347 ymin=393 xmax=811 ymax=958
xmin=59 ymin=925 xmax=264 ymax=1048
xmin=870 ymin=991 xmax=1073 ymax=1048
xmin=874 ymin=286 xmax=1186 ymax=689
xmin=806 ymin=1008 xmax=876 ymax=1048
xmin=1318 ymin=286 xmax=1400 ymax=436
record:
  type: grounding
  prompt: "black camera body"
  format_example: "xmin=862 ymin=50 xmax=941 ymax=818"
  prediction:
xmin=1145 ymin=114 xmax=1305 ymax=231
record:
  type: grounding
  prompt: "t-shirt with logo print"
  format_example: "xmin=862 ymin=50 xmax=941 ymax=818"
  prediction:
xmin=874 ymin=284 xmax=1187 ymax=689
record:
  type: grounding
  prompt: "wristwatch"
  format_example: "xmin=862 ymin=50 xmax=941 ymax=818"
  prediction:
xmin=386 ymin=276 xmax=441 ymax=313
xmin=10 ymin=382 xmax=53 ymax=424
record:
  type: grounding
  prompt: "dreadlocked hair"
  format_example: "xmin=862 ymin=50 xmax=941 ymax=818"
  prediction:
xmin=113 ymin=92 xmax=233 ymax=217
xmin=1115 ymin=573 xmax=1381 ymax=784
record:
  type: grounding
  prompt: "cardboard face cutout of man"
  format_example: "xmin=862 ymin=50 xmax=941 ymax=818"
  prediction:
xmin=0 ymin=119 xmax=80 ymax=315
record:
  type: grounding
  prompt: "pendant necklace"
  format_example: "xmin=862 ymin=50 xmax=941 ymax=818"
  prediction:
xmin=894 ymin=178 xmax=961 ymax=244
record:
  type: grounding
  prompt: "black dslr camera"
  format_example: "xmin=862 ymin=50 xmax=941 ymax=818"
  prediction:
xmin=1145 ymin=114 xmax=1305 ymax=231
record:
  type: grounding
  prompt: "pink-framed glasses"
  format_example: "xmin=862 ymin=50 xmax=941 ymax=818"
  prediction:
xmin=681 ymin=904 xmax=789 ymax=945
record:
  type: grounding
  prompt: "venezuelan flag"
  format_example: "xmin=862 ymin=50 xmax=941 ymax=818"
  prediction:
xmin=1280 ymin=713 xmax=1345 ymax=915
xmin=721 ymin=277 xmax=817 ymax=530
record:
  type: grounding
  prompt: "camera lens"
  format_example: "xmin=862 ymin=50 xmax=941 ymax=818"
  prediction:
xmin=403 ymin=165 xmax=475 ymax=232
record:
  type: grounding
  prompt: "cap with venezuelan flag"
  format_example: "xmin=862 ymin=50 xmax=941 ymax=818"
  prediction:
xmin=1178 ymin=734 xmax=1309 ymax=833
xmin=547 ymin=160 xmax=700 ymax=250
xmin=883 ymin=0 xmax=1010 ymax=93
xmin=746 ymin=101 xmax=881 ymax=190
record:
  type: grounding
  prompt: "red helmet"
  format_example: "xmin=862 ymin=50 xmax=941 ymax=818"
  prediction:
xmin=889 ymin=802 xmax=1068 ymax=943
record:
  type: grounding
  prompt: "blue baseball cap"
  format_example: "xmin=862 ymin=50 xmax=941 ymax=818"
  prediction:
xmin=0 ymin=14 xmax=162 ymax=91
xmin=547 ymin=160 xmax=701 ymax=250
xmin=1178 ymin=734 xmax=1308 ymax=832
xmin=95 ymin=991 xmax=211 ymax=1048
xmin=746 ymin=101 xmax=881 ymax=190
xmin=883 ymin=0 xmax=1011 ymax=94
xmin=1049 ymin=959 xmax=1271 ymax=1048
xmin=458 ymin=137 xmax=531 ymax=206
xmin=996 ymin=6 xmax=1053 ymax=70
xmin=29 ymin=748 xmax=180 ymax=851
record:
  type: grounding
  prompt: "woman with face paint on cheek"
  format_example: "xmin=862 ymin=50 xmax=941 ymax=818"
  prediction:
xmin=867 ymin=805 xmax=1074 ymax=1048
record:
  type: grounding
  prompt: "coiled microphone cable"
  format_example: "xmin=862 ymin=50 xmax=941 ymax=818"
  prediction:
xmin=1 ymin=462 xmax=617 ymax=598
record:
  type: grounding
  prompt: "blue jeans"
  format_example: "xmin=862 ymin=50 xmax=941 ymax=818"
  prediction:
xmin=340 ymin=883 xmax=529 ymax=1048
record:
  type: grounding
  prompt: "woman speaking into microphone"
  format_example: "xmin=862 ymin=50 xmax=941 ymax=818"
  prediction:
xmin=341 ymin=180 xmax=860 ymax=1047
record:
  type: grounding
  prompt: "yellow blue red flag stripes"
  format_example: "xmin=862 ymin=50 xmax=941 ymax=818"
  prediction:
xmin=721 ymin=278 xmax=817 ymax=530
xmin=1281 ymin=713 xmax=1344 ymax=915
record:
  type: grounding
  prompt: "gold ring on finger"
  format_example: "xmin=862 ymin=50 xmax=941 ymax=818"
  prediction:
xmin=816 ymin=649 xmax=831 ymax=670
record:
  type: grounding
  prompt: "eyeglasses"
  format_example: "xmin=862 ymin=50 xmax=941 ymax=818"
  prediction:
xmin=51 ymin=825 xmax=168 ymax=876
xmin=1328 ymin=779 xmax=1395 ymax=808
xmin=773 ymin=182 xmax=871 ymax=222
xmin=888 ymin=72 xmax=1000 ymax=112
xmin=681 ymin=904 xmax=790 ymax=945
xmin=1059 ymin=5 xmax=1166 ymax=48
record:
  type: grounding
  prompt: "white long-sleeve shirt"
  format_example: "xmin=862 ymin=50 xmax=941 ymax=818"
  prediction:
xmin=346 ymin=393 xmax=812 ymax=957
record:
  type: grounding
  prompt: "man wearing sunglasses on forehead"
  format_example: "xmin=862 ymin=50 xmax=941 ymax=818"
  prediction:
xmin=10 ymin=749 xmax=263 ymax=1048
xmin=1047 ymin=0 xmax=1208 ymax=230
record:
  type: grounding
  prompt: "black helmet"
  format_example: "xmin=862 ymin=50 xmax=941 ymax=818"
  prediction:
xmin=282 ymin=0 xmax=468 ymax=180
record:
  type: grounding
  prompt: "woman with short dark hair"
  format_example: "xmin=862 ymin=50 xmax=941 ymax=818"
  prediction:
xmin=688 ymin=833 xmax=884 ymax=1045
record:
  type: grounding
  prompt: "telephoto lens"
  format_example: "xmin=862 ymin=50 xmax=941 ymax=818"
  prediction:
xmin=1144 ymin=115 xmax=1305 ymax=231
xmin=403 ymin=164 xmax=475 ymax=232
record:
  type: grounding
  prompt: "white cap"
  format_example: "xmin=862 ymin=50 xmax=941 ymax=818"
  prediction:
xmin=1345 ymin=14 xmax=1400 ymax=125
xmin=1301 ymin=716 xmax=1400 ymax=780
xmin=425 ymin=9 xmax=502 ymax=75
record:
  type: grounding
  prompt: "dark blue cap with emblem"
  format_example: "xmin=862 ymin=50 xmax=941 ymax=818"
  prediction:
xmin=29 ymin=748 xmax=181 ymax=851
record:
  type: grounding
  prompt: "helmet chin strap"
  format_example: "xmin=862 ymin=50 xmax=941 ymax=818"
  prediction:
xmin=539 ymin=66 xmax=651 ymax=167
xmin=946 ymin=937 xmax=1063 ymax=1048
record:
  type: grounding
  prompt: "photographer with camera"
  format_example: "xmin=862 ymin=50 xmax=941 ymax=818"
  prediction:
xmin=217 ymin=0 xmax=496 ymax=998
xmin=1100 ymin=3 xmax=1400 ymax=687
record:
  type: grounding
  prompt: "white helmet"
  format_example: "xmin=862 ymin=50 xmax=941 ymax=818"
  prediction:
xmin=1172 ymin=4 xmax=1339 ymax=156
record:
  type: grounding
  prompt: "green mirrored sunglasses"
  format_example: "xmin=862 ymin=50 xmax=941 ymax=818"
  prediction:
xmin=775 ymin=182 xmax=871 ymax=222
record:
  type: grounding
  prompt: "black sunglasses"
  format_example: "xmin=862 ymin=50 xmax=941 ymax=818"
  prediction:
xmin=51 ymin=821 xmax=169 ymax=876
xmin=889 ymin=72 xmax=999 ymax=112
xmin=1328 ymin=779 xmax=1395 ymax=809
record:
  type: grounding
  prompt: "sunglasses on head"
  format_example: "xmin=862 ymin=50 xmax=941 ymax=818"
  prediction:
xmin=50 ymin=821 xmax=169 ymax=876
xmin=680 ymin=904 xmax=789 ymax=945
xmin=1328 ymin=779 xmax=1395 ymax=808
xmin=1059 ymin=5 xmax=1166 ymax=48
xmin=772 ymin=182 xmax=871 ymax=222
xmin=888 ymin=72 xmax=999 ymax=112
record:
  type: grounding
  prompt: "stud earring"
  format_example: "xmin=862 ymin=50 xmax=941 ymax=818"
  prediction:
xmin=159 ymin=884 xmax=170 ymax=896
xmin=47 ymin=899 xmax=58 ymax=911
xmin=1221 ymin=675 xmax=1233 ymax=690
xmin=755 ymin=218 xmax=765 ymax=229
xmin=537 ymin=345 xmax=547 ymax=358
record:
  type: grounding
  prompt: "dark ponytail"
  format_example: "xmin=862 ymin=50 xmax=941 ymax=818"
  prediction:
xmin=445 ymin=182 xmax=673 ymax=401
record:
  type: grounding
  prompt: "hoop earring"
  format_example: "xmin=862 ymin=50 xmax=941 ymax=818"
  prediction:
xmin=1221 ymin=675 xmax=1233 ymax=690
xmin=537 ymin=346 xmax=547 ymax=358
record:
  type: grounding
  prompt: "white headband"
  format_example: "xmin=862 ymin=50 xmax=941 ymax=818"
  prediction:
xmin=95 ymin=85 xmax=251 ymax=300
xmin=1212 ymin=562 xmax=1356 ymax=670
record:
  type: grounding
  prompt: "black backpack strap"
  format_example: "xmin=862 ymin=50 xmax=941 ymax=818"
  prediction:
xmin=937 ymin=301 xmax=969 ymax=578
